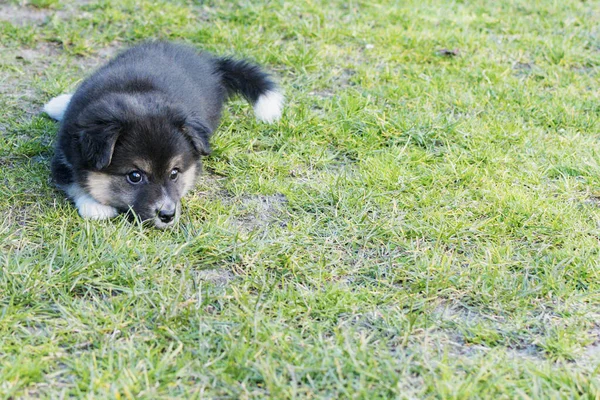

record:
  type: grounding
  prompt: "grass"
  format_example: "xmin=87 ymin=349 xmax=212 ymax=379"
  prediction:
xmin=1 ymin=0 xmax=599 ymax=397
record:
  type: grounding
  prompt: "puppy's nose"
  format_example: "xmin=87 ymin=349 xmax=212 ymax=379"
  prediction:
xmin=157 ymin=208 xmax=176 ymax=223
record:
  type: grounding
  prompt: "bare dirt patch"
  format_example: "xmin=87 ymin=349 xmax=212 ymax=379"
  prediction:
xmin=0 ymin=1 xmax=95 ymax=26
xmin=230 ymin=193 xmax=288 ymax=233
xmin=584 ymin=195 xmax=600 ymax=207
xmin=195 ymin=268 xmax=236 ymax=287
xmin=512 ymin=61 xmax=535 ymax=77
xmin=433 ymin=301 xmax=508 ymax=326
xmin=190 ymin=172 xmax=289 ymax=233
xmin=0 ymin=3 xmax=61 ymax=25
xmin=1 ymin=41 xmax=121 ymax=117
xmin=1 ymin=42 xmax=60 ymax=115
xmin=577 ymin=324 xmax=600 ymax=366
xmin=432 ymin=301 xmax=545 ymax=361
xmin=193 ymin=173 xmax=232 ymax=200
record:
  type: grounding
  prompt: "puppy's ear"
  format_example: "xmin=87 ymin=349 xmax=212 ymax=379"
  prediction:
xmin=77 ymin=99 xmax=124 ymax=170
xmin=78 ymin=123 xmax=120 ymax=170
xmin=181 ymin=117 xmax=212 ymax=156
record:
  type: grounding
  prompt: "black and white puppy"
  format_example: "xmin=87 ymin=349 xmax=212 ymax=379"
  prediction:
xmin=44 ymin=41 xmax=283 ymax=228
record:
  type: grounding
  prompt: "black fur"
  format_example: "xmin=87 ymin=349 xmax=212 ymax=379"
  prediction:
xmin=51 ymin=41 xmax=280 ymax=226
xmin=217 ymin=58 xmax=277 ymax=103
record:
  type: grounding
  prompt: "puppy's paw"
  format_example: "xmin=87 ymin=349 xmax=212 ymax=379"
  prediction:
xmin=76 ymin=195 xmax=118 ymax=220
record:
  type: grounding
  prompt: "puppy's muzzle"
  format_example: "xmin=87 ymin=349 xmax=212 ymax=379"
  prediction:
xmin=156 ymin=197 xmax=177 ymax=224
xmin=158 ymin=207 xmax=176 ymax=224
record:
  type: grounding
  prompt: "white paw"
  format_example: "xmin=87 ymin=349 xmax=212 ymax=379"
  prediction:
xmin=254 ymin=90 xmax=284 ymax=123
xmin=43 ymin=93 xmax=73 ymax=121
xmin=75 ymin=195 xmax=118 ymax=220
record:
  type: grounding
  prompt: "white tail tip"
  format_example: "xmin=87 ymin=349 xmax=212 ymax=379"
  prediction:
xmin=254 ymin=90 xmax=284 ymax=123
xmin=43 ymin=94 xmax=73 ymax=121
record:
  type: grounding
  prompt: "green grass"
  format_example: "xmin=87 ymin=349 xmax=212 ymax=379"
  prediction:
xmin=1 ymin=0 xmax=600 ymax=397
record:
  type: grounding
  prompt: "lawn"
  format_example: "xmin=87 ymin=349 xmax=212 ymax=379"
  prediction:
xmin=1 ymin=0 xmax=599 ymax=397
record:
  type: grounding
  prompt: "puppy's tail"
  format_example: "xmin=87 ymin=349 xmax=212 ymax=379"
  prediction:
xmin=43 ymin=94 xmax=73 ymax=121
xmin=217 ymin=58 xmax=284 ymax=123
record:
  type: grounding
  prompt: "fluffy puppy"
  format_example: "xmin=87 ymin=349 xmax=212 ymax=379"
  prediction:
xmin=44 ymin=41 xmax=283 ymax=228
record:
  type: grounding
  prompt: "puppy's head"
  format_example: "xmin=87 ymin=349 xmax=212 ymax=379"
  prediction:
xmin=76 ymin=93 xmax=211 ymax=228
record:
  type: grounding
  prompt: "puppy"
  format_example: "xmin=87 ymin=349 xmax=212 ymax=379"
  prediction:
xmin=44 ymin=41 xmax=283 ymax=228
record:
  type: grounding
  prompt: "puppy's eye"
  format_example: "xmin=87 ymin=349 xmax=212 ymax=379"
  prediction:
xmin=170 ymin=169 xmax=179 ymax=181
xmin=127 ymin=170 xmax=143 ymax=184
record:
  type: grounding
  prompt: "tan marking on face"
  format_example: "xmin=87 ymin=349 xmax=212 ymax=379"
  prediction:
xmin=169 ymin=155 xmax=185 ymax=171
xmin=86 ymin=172 xmax=114 ymax=205
xmin=132 ymin=159 xmax=153 ymax=175
xmin=179 ymin=164 xmax=197 ymax=196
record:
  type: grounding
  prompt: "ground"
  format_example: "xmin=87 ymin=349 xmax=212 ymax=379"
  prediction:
xmin=1 ymin=0 xmax=599 ymax=398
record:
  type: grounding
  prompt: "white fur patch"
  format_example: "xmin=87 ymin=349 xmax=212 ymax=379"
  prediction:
xmin=65 ymin=183 xmax=118 ymax=220
xmin=254 ymin=90 xmax=284 ymax=123
xmin=76 ymin=195 xmax=119 ymax=220
xmin=43 ymin=94 xmax=73 ymax=121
